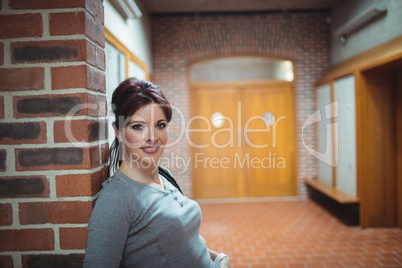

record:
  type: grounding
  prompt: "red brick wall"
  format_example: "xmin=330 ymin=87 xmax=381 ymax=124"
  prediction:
xmin=151 ymin=13 xmax=330 ymax=197
xmin=0 ymin=0 xmax=106 ymax=267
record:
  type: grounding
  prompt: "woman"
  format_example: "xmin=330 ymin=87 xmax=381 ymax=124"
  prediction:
xmin=84 ymin=78 xmax=230 ymax=268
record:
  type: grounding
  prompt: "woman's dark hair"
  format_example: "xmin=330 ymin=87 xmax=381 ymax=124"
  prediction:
xmin=109 ymin=78 xmax=172 ymax=174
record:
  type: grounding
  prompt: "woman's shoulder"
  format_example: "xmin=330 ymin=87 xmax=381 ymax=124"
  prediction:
xmin=90 ymin=172 xmax=146 ymax=222
xmin=97 ymin=172 xmax=140 ymax=200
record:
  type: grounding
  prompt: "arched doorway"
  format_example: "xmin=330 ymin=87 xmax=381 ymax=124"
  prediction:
xmin=189 ymin=56 xmax=297 ymax=199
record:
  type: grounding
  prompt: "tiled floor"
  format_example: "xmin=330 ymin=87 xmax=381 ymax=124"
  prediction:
xmin=199 ymin=198 xmax=402 ymax=268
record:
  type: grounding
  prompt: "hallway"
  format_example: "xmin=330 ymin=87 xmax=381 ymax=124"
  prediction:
xmin=199 ymin=199 xmax=402 ymax=267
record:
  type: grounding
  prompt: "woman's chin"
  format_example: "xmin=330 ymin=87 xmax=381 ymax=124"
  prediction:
xmin=138 ymin=154 xmax=163 ymax=169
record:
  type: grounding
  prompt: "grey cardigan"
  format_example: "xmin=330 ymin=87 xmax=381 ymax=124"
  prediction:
xmin=84 ymin=171 xmax=217 ymax=268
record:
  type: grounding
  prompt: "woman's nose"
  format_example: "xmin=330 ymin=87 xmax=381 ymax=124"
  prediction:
xmin=146 ymin=127 xmax=158 ymax=143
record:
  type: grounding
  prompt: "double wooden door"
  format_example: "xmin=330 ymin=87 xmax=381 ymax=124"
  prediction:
xmin=190 ymin=82 xmax=296 ymax=199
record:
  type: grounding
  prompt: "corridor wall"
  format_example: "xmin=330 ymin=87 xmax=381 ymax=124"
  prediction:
xmin=151 ymin=12 xmax=331 ymax=197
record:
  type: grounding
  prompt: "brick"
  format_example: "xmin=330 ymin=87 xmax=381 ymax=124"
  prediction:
xmin=51 ymin=65 xmax=103 ymax=91
xmin=94 ymin=166 xmax=108 ymax=192
xmin=90 ymin=120 xmax=107 ymax=141
xmin=0 ymin=122 xmax=47 ymax=145
xmin=49 ymin=11 xmax=86 ymax=36
xmin=21 ymin=254 xmax=84 ymax=268
xmin=94 ymin=22 xmax=105 ymax=47
xmin=56 ymin=173 xmax=92 ymax=197
xmin=53 ymin=119 xmax=107 ymax=143
xmin=98 ymin=94 xmax=107 ymax=116
xmin=0 ymin=68 xmax=44 ymax=91
xmin=19 ymin=201 xmax=93 ymax=224
xmin=0 ymin=14 xmax=42 ymax=39
xmin=85 ymin=0 xmax=96 ymax=17
xmin=17 ymin=147 xmax=83 ymax=168
xmin=96 ymin=46 xmax=105 ymax=70
xmin=49 ymin=11 xmax=104 ymax=48
xmin=0 ymin=203 xmax=12 ymax=226
xmin=0 ymin=149 xmax=6 ymax=171
xmin=95 ymin=0 xmax=104 ymax=25
xmin=0 ymin=42 xmax=3 ymax=65
xmin=15 ymin=95 xmax=82 ymax=117
xmin=11 ymin=39 xmax=86 ymax=64
xmin=13 ymin=93 xmax=101 ymax=118
xmin=10 ymin=0 xmax=85 ymax=9
xmin=15 ymin=146 xmax=100 ymax=171
xmin=0 ymin=229 xmax=54 ymax=251
xmin=0 ymin=256 xmax=13 ymax=268
xmin=97 ymin=70 xmax=106 ymax=93
xmin=0 ymin=96 xmax=4 ymax=119
xmin=85 ymin=14 xmax=105 ymax=47
xmin=87 ymin=40 xmax=97 ymax=66
xmin=59 ymin=227 xmax=87 ymax=250
xmin=88 ymin=145 xmax=100 ymax=168
xmin=56 ymin=166 xmax=108 ymax=197
xmin=51 ymin=65 xmax=87 ymax=90
xmin=0 ymin=176 xmax=49 ymax=198
xmin=100 ymin=142 xmax=109 ymax=164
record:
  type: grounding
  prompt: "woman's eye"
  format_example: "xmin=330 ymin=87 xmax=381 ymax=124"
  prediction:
xmin=157 ymin=123 xmax=167 ymax=129
xmin=132 ymin=124 xmax=144 ymax=130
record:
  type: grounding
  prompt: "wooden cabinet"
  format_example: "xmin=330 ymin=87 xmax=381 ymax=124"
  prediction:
xmin=308 ymin=76 xmax=359 ymax=204
xmin=307 ymin=36 xmax=402 ymax=228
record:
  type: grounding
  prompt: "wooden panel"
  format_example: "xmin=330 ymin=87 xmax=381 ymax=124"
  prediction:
xmin=397 ymin=67 xmax=402 ymax=228
xmin=191 ymin=86 xmax=244 ymax=199
xmin=243 ymin=84 xmax=296 ymax=197
xmin=315 ymin=35 xmax=402 ymax=228
xmin=359 ymin=68 xmax=397 ymax=227
xmin=317 ymin=35 xmax=402 ymax=85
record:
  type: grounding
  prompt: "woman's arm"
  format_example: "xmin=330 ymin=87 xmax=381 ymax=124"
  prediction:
xmin=208 ymin=248 xmax=231 ymax=268
xmin=84 ymin=189 xmax=132 ymax=268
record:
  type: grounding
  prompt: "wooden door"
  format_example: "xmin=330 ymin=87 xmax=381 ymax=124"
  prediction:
xmin=243 ymin=84 xmax=296 ymax=197
xmin=190 ymin=85 xmax=244 ymax=198
xmin=191 ymin=82 xmax=296 ymax=199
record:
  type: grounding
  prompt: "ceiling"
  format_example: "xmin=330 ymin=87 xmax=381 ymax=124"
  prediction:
xmin=139 ymin=0 xmax=343 ymax=14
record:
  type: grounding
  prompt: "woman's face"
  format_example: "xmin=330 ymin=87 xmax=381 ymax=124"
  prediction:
xmin=117 ymin=103 xmax=169 ymax=169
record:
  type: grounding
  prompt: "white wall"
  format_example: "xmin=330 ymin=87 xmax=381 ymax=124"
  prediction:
xmin=104 ymin=0 xmax=152 ymax=146
xmin=331 ymin=0 xmax=402 ymax=64
xmin=104 ymin=0 xmax=152 ymax=72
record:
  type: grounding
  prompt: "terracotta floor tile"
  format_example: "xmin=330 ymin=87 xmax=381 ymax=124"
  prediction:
xmin=250 ymin=264 xmax=268 ymax=268
xmin=303 ymin=262 xmax=325 ymax=268
xmin=232 ymin=264 xmax=249 ymax=268
xmin=199 ymin=200 xmax=402 ymax=267
xmin=286 ymin=263 xmax=306 ymax=268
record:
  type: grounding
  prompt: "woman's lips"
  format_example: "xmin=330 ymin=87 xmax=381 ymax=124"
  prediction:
xmin=141 ymin=146 xmax=160 ymax=154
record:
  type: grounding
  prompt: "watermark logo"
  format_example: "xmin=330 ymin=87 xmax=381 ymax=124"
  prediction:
xmin=302 ymin=101 xmax=338 ymax=167
xmin=62 ymin=100 xmax=337 ymax=171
